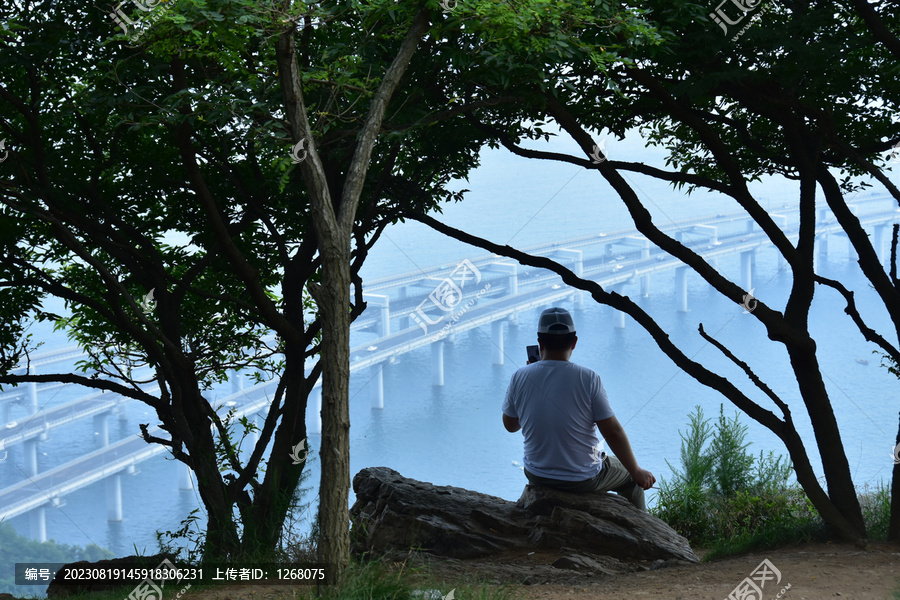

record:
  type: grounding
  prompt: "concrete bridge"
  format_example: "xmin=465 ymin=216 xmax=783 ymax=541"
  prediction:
xmin=1 ymin=196 xmax=896 ymax=539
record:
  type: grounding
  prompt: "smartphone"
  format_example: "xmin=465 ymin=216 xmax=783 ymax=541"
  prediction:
xmin=526 ymin=345 xmax=540 ymax=363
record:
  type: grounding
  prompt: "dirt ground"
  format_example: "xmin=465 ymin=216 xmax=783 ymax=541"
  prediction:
xmin=191 ymin=542 xmax=900 ymax=600
xmin=495 ymin=543 xmax=900 ymax=600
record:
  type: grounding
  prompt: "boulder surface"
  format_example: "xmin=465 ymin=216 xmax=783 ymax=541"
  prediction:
xmin=350 ymin=467 xmax=698 ymax=574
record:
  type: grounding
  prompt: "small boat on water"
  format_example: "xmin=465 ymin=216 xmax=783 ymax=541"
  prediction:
xmin=856 ymin=358 xmax=869 ymax=365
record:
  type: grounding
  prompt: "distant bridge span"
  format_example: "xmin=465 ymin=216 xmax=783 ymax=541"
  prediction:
xmin=1 ymin=197 xmax=897 ymax=538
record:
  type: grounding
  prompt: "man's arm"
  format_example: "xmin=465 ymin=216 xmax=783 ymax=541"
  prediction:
xmin=502 ymin=413 xmax=521 ymax=433
xmin=596 ymin=415 xmax=655 ymax=489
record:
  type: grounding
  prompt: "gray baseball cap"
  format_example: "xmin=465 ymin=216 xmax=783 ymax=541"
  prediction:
xmin=537 ymin=307 xmax=576 ymax=334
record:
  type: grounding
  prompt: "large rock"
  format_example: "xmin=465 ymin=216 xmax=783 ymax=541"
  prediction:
xmin=350 ymin=467 xmax=698 ymax=572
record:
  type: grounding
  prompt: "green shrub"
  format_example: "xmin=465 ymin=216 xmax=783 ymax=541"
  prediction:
xmin=707 ymin=408 xmax=755 ymax=496
xmin=651 ymin=405 xmax=823 ymax=556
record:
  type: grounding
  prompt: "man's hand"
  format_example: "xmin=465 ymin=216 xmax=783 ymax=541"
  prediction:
xmin=630 ymin=467 xmax=656 ymax=490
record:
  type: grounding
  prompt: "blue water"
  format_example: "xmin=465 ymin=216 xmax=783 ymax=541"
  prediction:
xmin=2 ymin=132 xmax=899 ymax=581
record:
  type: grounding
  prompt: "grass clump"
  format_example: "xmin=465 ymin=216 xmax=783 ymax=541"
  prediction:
xmin=859 ymin=481 xmax=891 ymax=541
xmin=650 ymin=405 xmax=825 ymax=559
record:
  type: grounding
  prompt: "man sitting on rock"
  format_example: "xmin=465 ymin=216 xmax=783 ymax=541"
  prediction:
xmin=501 ymin=307 xmax=655 ymax=511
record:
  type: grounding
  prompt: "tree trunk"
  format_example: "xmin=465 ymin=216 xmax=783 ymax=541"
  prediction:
xmin=890 ymin=417 xmax=900 ymax=541
xmin=273 ymin=4 xmax=431 ymax=585
xmin=239 ymin=333 xmax=310 ymax=558
xmin=315 ymin=238 xmax=352 ymax=585
xmin=178 ymin=389 xmax=243 ymax=560
xmin=785 ymin=345 xmax=866 ymax=536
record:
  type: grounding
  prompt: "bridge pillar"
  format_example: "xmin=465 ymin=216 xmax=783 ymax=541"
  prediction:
xmin=114 ymin=398 xmax=127 ymax=422
xmin=107 ymin=473 xmax=123 ymax=521
xmin=740 ymin=250 xmax=754 ymax=291
xmin=309 ymin=383 xmax=322 ymax=434
xmin=745 ymin=219 xmax=754 ymax=233
xmin=30 ymin=507 xmax=47 ymax=542
xmin=23 ymin=439 xmax=38 ymax=477
xmin=640 ymin=272 xmax=650 ymax=297
xmin=230 ymin=369 xmax=244 ymax=394
xmin=766 ymin=213 xmax=789 ymax=270
xmin=492 ymin=320 xmax=505 ymax=365
xmin=94 ymin=413 xmax=109 ymax=447
xmin=551 ymin=249 xmax=583 ymax=308
xmin=370 ymin=363 xmax=384 ymax=409
xmin=248 ymin=414 xmax=259 ymax=449
xmin=610 ymin=284 xmax=627 ymax=329
xmin=179 ymin=463 xmax=194 ymax=490
xmin=397 ymin=287 xmax=411 ymax=330
xmin=484 ymin=261 xmax=518 ymax=321
xmin=29 ymin=365 xmax=38 ymax=413
xmin=816 ymin=233 xmax=828 ymax=268
xmin=483 ymin=262 xmax=518 ymax=296
xmin=613 ymin=298 xmax=627 ymax=328
xmin=431 ymin=341 xmax=445 ymax=387
xmin=840 ymin=232 xmax=855 ymax=262
xmin=2 ymin=402 xmax=9 ymax=425
xmin=675 ymin=266 xmax=689 ymax=313
xmin=874 ymin=224 xmax=888 ymax=266
xmin=364 ymin=294 xmax=391 ymax=337
xmin=640 ymin=242 xmax=651 ymax=297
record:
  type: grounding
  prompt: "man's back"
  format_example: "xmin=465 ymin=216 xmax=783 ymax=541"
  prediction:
xmin=502 ymin=360 xmax=614 ymax=481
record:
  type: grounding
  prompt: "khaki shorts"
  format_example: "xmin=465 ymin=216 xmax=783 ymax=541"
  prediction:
xmin=523 ymin=454 xmax=646 ymax=511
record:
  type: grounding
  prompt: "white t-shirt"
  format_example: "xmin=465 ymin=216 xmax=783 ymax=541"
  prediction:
xmin=502 ymin=360 xmax=615 ymax=481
